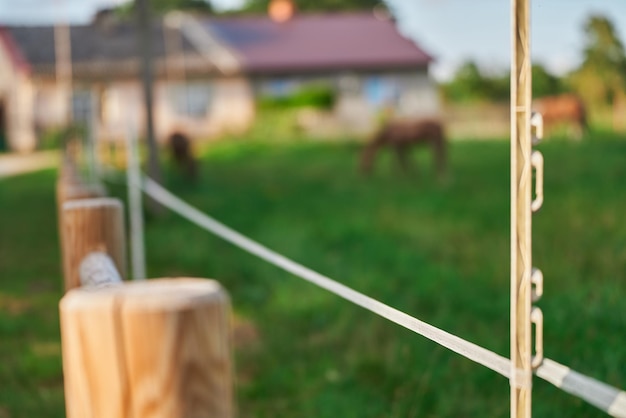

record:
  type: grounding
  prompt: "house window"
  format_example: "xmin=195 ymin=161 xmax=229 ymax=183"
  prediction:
xmin=363 ymin=76 xmax=400 ymax=108
xmin=168 ymin=82 xmax=212 ymax=118
xmin=262 ymin=79 xmax=299 ymax=97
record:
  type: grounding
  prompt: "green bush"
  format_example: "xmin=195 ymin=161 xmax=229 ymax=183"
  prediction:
xmin=259 ymin=84 xmax=336 ymax=110
xmin=38 ymin=124 xmax=86 ymax=150
xmin=37 ymin=128 xmax=66 ymax=150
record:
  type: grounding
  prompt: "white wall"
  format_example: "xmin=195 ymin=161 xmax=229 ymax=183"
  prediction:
xmin=153 ymin=76 xmax=254 ymax=140
xmin=207 ymin=77 xmax=255 ymax=135
xmin=0 ymin=40 xmax=36 ymax=153
xmin=91 ymin=76 xmax=254 ymax=144
xmin=254 ymin=68 xmax=440 ymax=136
xmin=33 ymin=83 xmax=70 ymax=129
xmin=8 ymin=75 xmax=36 ymax=153
xmin=99 ymin=82 xmax=144 ymax=142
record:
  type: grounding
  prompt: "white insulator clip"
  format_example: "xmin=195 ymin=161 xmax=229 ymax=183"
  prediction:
xmin=531 ymin=151 xmax=544 ymax=212
xmin=531 ymin=268 xmax=544 ymax=302
xmin=531 ymin=112 xmax=544 ymax=145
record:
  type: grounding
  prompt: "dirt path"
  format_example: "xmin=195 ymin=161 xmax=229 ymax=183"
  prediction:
xmin=0 ymin=151 xmax=58 ymax=179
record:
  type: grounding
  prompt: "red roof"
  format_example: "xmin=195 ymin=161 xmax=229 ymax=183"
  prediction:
xmin=207 ymin=13 xmax=433 ymax=74
xmin=0 ymin=28 xmax=30 ymax=74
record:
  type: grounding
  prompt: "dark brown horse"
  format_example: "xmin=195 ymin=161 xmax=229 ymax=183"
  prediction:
xmin=533 ymin=94 xmax=587 ymax=139
xmin=167 ymin=131 xmax=198 ymax=181
xmin=360 ymin=118 xmax=447 ymax=178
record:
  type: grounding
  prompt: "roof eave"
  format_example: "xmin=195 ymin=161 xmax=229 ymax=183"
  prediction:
xmin=244 ymin=61 xmax=431 ymax=76
xmin=0 ymin=27 xmax=31 ymax=75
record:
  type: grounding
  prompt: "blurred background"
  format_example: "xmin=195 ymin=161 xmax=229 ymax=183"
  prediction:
xmin=0 ymin=0 xmax=624 ymax=151
xmin=0 ymin=0 xmax=624 ymax=417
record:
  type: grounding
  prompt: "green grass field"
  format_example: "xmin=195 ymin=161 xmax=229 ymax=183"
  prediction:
xmin=1 ymin=133 xmax=625 ymax=417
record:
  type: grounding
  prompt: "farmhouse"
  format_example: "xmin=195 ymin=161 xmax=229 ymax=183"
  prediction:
xmin=0 ymin=4 xmax=438 ymax=153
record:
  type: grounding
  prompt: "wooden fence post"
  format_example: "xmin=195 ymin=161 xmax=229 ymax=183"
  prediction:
xmin=61 ymin=198 xmax=126 ymax=291
xmin=56 ymin=159 xmax=108 ymax=287
xmin=56 ymin=156 xmax=106 ymax=209
xmin=60 ymin=278 xmax=233 ymax=418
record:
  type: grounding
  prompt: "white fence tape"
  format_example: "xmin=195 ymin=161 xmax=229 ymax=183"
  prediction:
xmin=142 ymin=177 xmax=513 ymax=379
xmin=141 ymin=176 xmax=625 ymax=417
xmin=536 ymin=359 xmax=626 ymax=417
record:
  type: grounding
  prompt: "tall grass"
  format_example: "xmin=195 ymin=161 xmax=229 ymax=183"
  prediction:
xmin=146 ymin=133 xmax=626 ymax=417
xmin=1 ymin=132 xmax=624 ymax=417
xmin=0 ymin=169 xmax=65 ymax=416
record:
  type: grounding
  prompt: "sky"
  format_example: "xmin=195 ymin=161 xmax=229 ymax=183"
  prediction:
xmin=0 ymin=0 xmax=625 ymax=81
xmin=386 ymin=0 xmax=626 ymax=80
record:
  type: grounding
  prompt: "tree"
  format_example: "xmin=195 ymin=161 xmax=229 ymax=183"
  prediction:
xmin=442 ymin=61 xmax=569 ymax=103
xmin=532 ymin=63 xmax=565 ymax=98
xmin=440 ymin=61 xmax=508 ymax=103
xmin=239 ymin=0 xmax=380 ymax=13
xmin=440 ymin=61 xmax=486 ymax=103
xmin=570 ymin=15 xmax=626 ymax=106
xmin=115 ymin=0 xmax=213 ymax=16
xmin=151 ymin=0 xmax=213 ymax=14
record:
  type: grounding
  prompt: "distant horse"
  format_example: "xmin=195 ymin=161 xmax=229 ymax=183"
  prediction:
xmin=533 ymin=94 xmax=587 ymax=139
xmin=167 ymin=131 xmax=198 ymax=181
xmin=360 ymin=118 xmax=447 ymax=178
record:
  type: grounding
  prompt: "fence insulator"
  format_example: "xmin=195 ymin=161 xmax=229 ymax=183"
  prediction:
xmin=79 ymin=251 xmax=123 ymax=288
xmin=531 ymin=151 xmax=544 ymax=212
xmin=531 ymin=111 xmax=544 ymax=145
xmin=60 ymin=278 xmax=233 ymax=418
xmin=61 ymin=198 xmax=126 ymax=291
xmin=531 ymin=268 xmax=544 ymax=302
xmin=531 ymin=307 xmax=544 ymax=369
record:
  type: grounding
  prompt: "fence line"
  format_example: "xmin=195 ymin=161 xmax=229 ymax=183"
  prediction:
xmin=141 ymin=176 xmax=626 ymax=417
xmin=536 ymin=359 xmax=626 ymax=416
xmin=142 ymin=177 xmax=514 ymax=380
xmin=56 ymin=167 xmax=234 ymax=417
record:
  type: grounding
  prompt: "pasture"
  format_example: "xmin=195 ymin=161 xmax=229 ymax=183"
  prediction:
xmin=1 ymin=133 xmax=625 ymax=417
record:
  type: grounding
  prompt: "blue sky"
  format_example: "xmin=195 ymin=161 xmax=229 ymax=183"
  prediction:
xmin=1 ymin=0 xmax=625 ymax=81
xmin=387 ymin=0 xmax=626 ymax=80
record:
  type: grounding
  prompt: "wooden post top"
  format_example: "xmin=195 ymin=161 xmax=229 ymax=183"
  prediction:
xmin=60 ymin=278 xmax=233 ymax=418
xmin=61 ymin=278 xmax=228 ymax=311
xmin=60 ymin=196 xmax=127 ymax=291
xmin=62 ymin=197 xmax=121 ymax=212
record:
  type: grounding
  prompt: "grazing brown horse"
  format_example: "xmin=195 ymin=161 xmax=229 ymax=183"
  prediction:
xmin=360 ymin=118 xmax=447 ymax=178
xmin=533 ymin=94 xmax=587 ymax=139
xmin=167 ymin=131 xmax=198 ymax=181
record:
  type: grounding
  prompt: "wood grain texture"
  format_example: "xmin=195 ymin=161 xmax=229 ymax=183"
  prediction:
xmin=56 ymin=179 xmax=108 ymax=256
xmin=56 ymin=161 xmax=107 ymax=283
xmin=61 ymin=198 xmax=126 ymax=291
xmin=60 ymin=278 xmax=233 ymax=418
xmin=511 ymin=0 xmax=533 ymax=416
